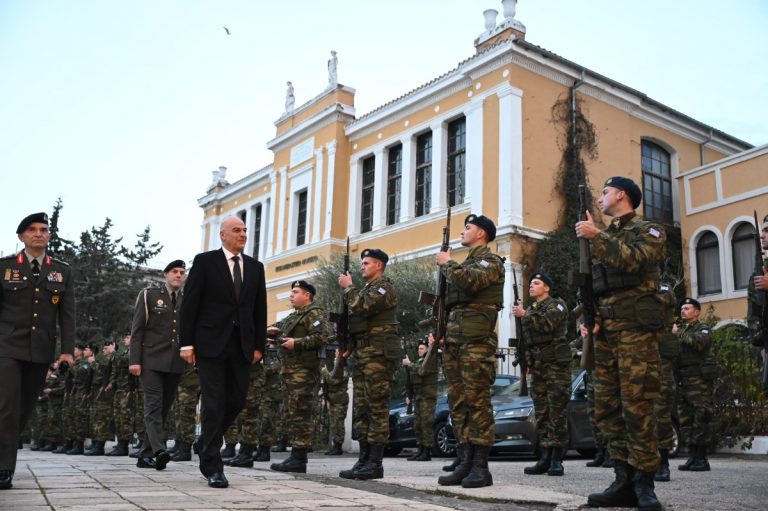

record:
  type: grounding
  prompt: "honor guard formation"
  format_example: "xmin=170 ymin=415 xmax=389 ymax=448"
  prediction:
xmin=4 ymin=179 xmax=768 ymax=511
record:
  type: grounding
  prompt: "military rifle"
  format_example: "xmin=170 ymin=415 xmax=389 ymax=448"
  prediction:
xmin=401 ymin=342 xmax=415 ymax=415
xmin=510 ymin=268 xmax=529 ymax=397
xmin=330 ymin=237 xmax=350 ymax=378
xmin=569 ymin=185 xmax=597 ymax=370
xmin=417 ymin=207 xmax=451 ymax=373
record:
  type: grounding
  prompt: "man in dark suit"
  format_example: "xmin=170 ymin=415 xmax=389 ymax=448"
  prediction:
xmin=0 ymin=213 xmax=75 ymax=490
xmin=130 ymin=259 xmax=188 ymax=470
xmin=180 ymin=216 xmax=266 ymax=488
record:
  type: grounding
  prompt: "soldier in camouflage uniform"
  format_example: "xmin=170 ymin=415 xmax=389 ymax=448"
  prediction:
xmin=67 ymin=342 xmax=94 ymax=455
xmin=576 ymin=176 xmax=666 ymax=510
xmin=106 ymin=335 xmax=133 ymax=456
xmin=338 ymin=248 xmax=399 ymax=481
xmin=31 ymin=368 xmax=54 ymax=451
xmin=747 ymin=214 xmax=768 ymax=393
xmin=322 ymin=357 xmax=349 ymax=455
xmin=171 ymin=362 xmax=200 ymax=461
xmin=271 ymin=280 xmax=330 ymax=473
xmin=654 ymin=282 xmax=679 ymax=481
xmin=44 ymin=361 xmax=67 ymax=451
xmin=437 ymin=214 xmax=504 ymax=489
xmin=223 ymin=362 xmax=265 ymax=467
xmin=53 ymin=345 xmax=80 ymax=454
xmin=675 ymin=298 xmax=716 ymax=473
xmin=259 ymin=345 xmax=283 ymax=460
xmin=85 ymin=340 xmax=116 ymax=456
xmin=403 ymin=340 xmax=438 ymax=461
xmin=513 ymin=272 xmax=570 ymax=477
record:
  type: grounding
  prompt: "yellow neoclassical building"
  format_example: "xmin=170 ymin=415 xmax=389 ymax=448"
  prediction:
xmin=196 ymin=5 xmax=753 ymax=338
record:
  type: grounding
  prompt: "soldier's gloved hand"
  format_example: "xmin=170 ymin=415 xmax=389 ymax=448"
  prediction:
xmin=281 ymin=338 xmax=296 ymax=350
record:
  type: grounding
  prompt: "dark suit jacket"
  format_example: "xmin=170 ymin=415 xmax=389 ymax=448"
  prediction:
xmin=0 ymin=251 xmax=75 ymax=363
xmin=179 ymin=249 xmax=266 ymax=360
xmin=129 ymin=286 xmax=186 ymax=374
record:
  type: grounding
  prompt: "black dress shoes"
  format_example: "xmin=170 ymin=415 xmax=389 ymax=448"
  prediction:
xmin=0 ymin=470 xmax=13 ymax=490
xmin=155 ymin=450 xmax=171 ymax=471
xmin=207 ymin=472 xmax=228 ymax=488
xmin=136 ymin=457 xmax=157 ymax=469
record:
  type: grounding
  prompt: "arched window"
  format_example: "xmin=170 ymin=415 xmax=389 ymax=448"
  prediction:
xmin=641 ymin=141 xmax=673 ymax=224
xmin=732 ymin=222 xmax=756 ymax=290
xmin=696 ymin=231 xmax=721 ymax=295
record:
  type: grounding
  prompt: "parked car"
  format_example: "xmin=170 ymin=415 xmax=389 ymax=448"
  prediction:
xmin=456 ymin=370 xmax=680 ymax=458
xmin=386 ymin=374 xmax=518 ymax=457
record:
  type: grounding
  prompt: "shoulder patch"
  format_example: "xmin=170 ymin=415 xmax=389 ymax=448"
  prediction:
xmin=702 ymin=329 xmax=709 ymax=334
xmin=312 ymin=320 xmax=321 ymax=327
xmin=479 ymin=260 xmax=489 ymax=267
xmin=648 ymin=228 xmax=661 ymax=238
xmin=377 ymin=287 xmax=387 ymax=295
xmin=556 ymin=303 xmax=565 ymax=312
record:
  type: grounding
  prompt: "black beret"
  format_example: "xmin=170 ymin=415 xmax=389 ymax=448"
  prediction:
xmin=163 ymin=259 xmax=186 ymax=273
xmin=604 ymin=176 xmax=642 ymax=209
xmin=84 ymin=342 xmax=97 ymax=351
xmin=75 ymin=342 xmax=86 ymax=350
xmin=681 ymin=297 xmax=701 ymax=310
xmin=361 ymin=248 xmax=389 ymax=265
xmin=531 ymin=272 xmax=554 ymax=289
xmin=16 ymin=212 xmax=49 ymax=234
xmin=292 ymin=280 xmax=316 ymax=296
xmin=418 ymin=340 xmax=428 ymax=348
xmin=464 ymin=214 xmax=496 ymax=242
xmin=103 ymin=340 xmax=115 ymax=346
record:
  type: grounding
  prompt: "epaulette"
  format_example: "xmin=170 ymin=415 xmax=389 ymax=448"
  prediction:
xmin=0 ymin=254 xmax=15 ymax=261
xmin=49 ymin=256 xmax=71 ymax=267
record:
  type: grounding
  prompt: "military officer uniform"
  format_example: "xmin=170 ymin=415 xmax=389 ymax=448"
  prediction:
xmin=271 ymin=280 xmax=330 ymax=473
xmin=338 ymin=249 xmax=399 ymax=481
xmin=0 ymin=212 xmax=75 ymax=489
xmin=580 ymin=177 xmax=666 ymax=510
xmin=518 ymin=273 xmax=571 ymax=477
xmin=438 ymin=215 xmax=504 ymax=489
xmin=676 ymin=298 xmax=716 ymax=472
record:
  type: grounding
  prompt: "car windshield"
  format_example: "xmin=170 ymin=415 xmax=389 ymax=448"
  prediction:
xmin=495 ymin=380 xmax=522 ymax=396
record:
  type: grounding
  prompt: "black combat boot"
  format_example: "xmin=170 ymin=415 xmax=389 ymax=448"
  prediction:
xmin=30 ymin=440 xmax=42 ymax=451
xmin=354 ymin=443 xmax=385 ymax=480
xmin=84 ymin=440 xmax=105 ymax=456
xmin=407 ymin=446 xmax=423 ymax=461
xmin=41 ymin=441 xmax=57 ymax=452
xmin=271 ymin=447 xmax=308 ymax=473
xmin=227 ymin=444 xmax=254 ymax=468
xmin=106 ymin=440 xmax=130 ymax=457
xmin=254 ymin=445 xmax=271 ymax=462
xmin=413 ymin=446 xmax=432 ymax=461
xmin=654 ymin=448 xmax=670 ymax=481
xmin=324 ymin=441 xmax=343 ymax=456
xmin=547 ymin=447 xmax=564 ymax=476
xmin=66 ymin=440 xmax=84 ymax=455
xmin=271 ymin=440 xmax=288 ymax=452
xmin=587 ymin=460 xmax=637 ymax=508
xmin=438 ymin=444 xmax=473 ymax=486
xmin=339 ymin=441 xmax=369 ymax=479
xmin=689 ymin=445 xmax=711 ymax=472
xmin=220 ymin=442 xmax=237 ymax=459
xmin=678 ymin=444 xmax=696 ymax=471
xmin=53 ymin=440 xmax=72 ymax=454
xmin=524 ymin=447 xmax=552 ymax=475
xmin=129 ymin=439 xmax=143 ymax=458
xmin=602 ymin=449 xmax=615 ymax=468
xmin=586 ymin=447 xmax=606 ymax=467
xmin=633 ymin=469 xmax=662 ymax=511
xmin=171 ymin=441 xmax=191 ymax=462
xmin=461 ymin=445 xmax=493 ymax=488
xmin=442 ymin=450 xmax=462 ymax=472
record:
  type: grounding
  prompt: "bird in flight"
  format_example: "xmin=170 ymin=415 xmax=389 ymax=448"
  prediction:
xmin=223 ymin=26 xmax=231 ymax=35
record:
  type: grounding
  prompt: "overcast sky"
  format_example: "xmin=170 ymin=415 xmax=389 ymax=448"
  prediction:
xmin=1 ymin=0 xmax=766 ymax=265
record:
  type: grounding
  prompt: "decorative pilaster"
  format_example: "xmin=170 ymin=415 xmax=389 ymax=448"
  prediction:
xmin=498 ymin=83 xmax=524 ymax=227
xmin=464 ymin=97 xmax=485 ymax=214
xmin=372 ymin=147 xmax=386 ymax=230
xmin=311 ymin=147 xmax=324 ymax=244
xmin=265 ymin=172 xmax=277 ymax=258
xmin=323 ymin=141 xmax=337 ymax=240
xmin=347 ymin=157 xmax=361 ymax=235
xmin=275 ymin=166 xmax=288 ymax=254
xmin=399 ymin=136 xmax=416 ymax=222
xmin=430 ymin=122 xmax=447 ymax=211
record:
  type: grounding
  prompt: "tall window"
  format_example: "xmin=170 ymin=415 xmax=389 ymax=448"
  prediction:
xmin=360 ymin=156 xmax=375 ymax=233
xmin=732 ymin=222 xmax=756 ymax=290
xmin=415 ymin=132 xmax=432 ymax=217
xmin=696 ymin=231 xmax=721 ymax=295
xmin=386 ymin=144 xmax=402 ymax=225
xmin=447 ymin=117 xmax=466 ymax=207
xmin=252 ymin=203 xmax=262 ymax=260
xmin=296 ymin=190 xmax=307 ymax=246
xmin=641 ymin=141 xmax=673 ymax=224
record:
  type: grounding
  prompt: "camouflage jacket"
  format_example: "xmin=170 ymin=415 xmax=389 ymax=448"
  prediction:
xmin=442 ymin=245 xmax=505 ymax=313
xmin=677 ymin=320 xmax=714 ymax=368
xmin=110 ymin=347 xmax=131 ymax=393
xmin=345 ymin=275 xmax=398 ymax=336
xmin=521 ymin=296 xmax=569 ymax=346
xmin=278 ymin=304 xmax=330 ymax=353
xmin=747 ymin=257 xmax=768 ymax=348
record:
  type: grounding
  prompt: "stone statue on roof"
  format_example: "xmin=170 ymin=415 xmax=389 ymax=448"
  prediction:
xmin=327 ymin=50 xmax=338 ymax=89
xmin=285 ymin=81 xmax=295 ymax=114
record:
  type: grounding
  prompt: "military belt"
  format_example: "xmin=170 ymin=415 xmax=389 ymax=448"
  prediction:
xmin=355 ymin=338 xmax=372 ymax=348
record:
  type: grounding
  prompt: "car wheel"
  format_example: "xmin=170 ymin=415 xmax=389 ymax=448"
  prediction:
xmin=432 ymin=421 xmax=455 ymax=457
xmin=383 ymin=446 xmax=402 ymax=457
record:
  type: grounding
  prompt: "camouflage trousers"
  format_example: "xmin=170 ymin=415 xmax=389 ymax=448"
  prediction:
xmin=654 ymin=357 xmax=677 ymax=450
xmin=34 ymin=399 xmax=48 ymax=441
xmin=530 ymin=358 xmax=571 ymax=448
xmin=90 ymin=390 xmax=115 ymax=442
xmin=281 ymin=364 xmax=320 ymax=449
xmin=62 ymin=396 xmax=75 ymax=440
xmin=594 ymin=327 xmax=661 ymax=472
xmin=113 ymin=391 xmax=134 ymax=441
xmin=175 ymin=364 xmax=201 ymax=444
xmin=678 ymin=374 xmax=713 ymax=446
xmin=413 ymin=390 xmax=437 ymax=448
xmin=134 ymin=389 xmax=145 ymax=436
xmin=260 ymin=373 xmax=282 ymax=447
xmin=313 ymin=395 xmax=330 ymax=451
xmin=46 ymin=398 xmax=64 ymax=443
xmin=327 ymin=382 xmax=349 ymax=444
xmin=585 ymin=371 xmax=606 ymax=448
xmin=442 ymin=334 xmax=497 ymax=446
xmin=352 ymin=346 xmax=396 ymax=444
xmin=225 ymin=364 xmax=265 ymax=446
xmin=70 ymin=397 xmax=91 ymax=440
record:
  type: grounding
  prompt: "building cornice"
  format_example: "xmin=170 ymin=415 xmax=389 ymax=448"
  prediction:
xmin=268 ymin=104 xmax=356 ymax=153
xmin=274 ymin=84 xmax=356 ymax=126
xmin=197 ymin=165 xmax=273 ymax=208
